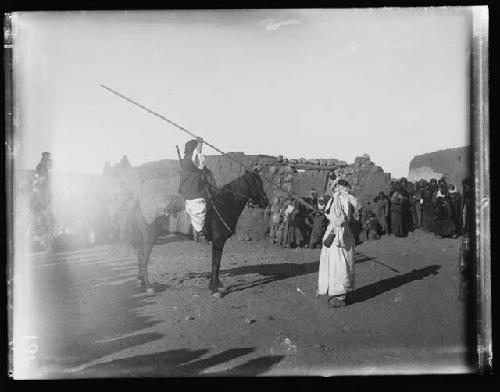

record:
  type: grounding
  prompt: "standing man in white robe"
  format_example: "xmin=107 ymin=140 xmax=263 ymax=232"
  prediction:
xmin=317 ymin=178 xmax=359 ymax=308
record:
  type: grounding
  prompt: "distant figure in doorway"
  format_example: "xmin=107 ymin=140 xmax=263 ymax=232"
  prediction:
xmin=307 ymin=196 xmax=327 ymax=249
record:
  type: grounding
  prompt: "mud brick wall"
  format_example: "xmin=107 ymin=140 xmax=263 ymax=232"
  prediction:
xmin=17 ymin=152 xmax=393 ymax=249
xmin=408 ymin=146 xmax=470 ymax=188
xmin=119 ymin=153 xmax=392 ymax=240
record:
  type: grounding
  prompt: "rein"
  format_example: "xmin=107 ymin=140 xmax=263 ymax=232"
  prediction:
xmin=209 ymin=198 xmax=234 ymax=235
xmin=206 ymin=174 xmax=259 ymax=236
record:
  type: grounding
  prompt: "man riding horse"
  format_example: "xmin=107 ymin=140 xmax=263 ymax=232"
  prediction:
xmin=178 ymin=138 xmax=215 ymax=244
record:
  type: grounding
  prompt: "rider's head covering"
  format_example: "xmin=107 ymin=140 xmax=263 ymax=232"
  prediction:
xmin=184 ymin=139 xmax=198 ymax=155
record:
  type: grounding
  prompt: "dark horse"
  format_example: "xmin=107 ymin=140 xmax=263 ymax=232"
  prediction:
xmin=129 ymin=169 xmax=268 ymax=296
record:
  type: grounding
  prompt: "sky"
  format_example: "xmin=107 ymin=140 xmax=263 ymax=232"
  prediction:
xmin=12 ymin=8 xmax=471 ymax=178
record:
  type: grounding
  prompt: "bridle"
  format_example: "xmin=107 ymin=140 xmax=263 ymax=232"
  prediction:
xmin=206 ymin=173 xmax=265 ymax=209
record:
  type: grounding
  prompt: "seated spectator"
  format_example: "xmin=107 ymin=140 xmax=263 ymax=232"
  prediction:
xmin=364 ymin=212 xmax=380 ymax=240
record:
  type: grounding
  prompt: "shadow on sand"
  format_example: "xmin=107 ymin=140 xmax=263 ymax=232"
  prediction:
xmin=184 ymin=252 xmax=377 ymax=295
xmin=347 ymin=265 xmax=441 ymax=305
xmin=71 ymin=347 xmax=283 ymax=377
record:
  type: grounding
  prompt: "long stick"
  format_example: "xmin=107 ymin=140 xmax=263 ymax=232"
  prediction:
xmin=99 ymin=84 xmax=315 ymax=211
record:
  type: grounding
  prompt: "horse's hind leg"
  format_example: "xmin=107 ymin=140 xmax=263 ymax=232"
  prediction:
xmin=135 ymin=207 xmax=156 ymax=294
xmin=137 ymin=242 xmax=146 ymax=286
xmin=142 ymin=236 xmax=155 ymax=294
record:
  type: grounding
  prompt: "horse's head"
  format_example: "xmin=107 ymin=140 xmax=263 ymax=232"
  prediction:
xmin=244 ymin=169 xmax=269 ymax=209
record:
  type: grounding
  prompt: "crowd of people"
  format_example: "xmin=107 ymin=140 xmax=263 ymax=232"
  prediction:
xmin=267 ymin=175 xmax=472 ymax=250
xmin=311 ymin=174 xmax=473 ymax=308
xmin=362 ymin=176 xmax=471 ymax=241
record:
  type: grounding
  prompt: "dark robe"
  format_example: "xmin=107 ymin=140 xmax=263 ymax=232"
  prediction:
xmin=390 ymin=193 xmax=405 ymax=236
xmin=178 ymin=156 xmax=207 ymax=200
xmin=398 ymin=186 xmax=413 ymax=233
xmin=421 ymin=188 xmax=435 ymax=232
xmin=411 ymin=190 xmax=422 ymax=228
xmin=286 ymin=204 xmax=307 ymax=247
xmin=448 ymin=191 xmax=463 ymax=236
xmin=433 ymin=196 xmax=456 ymax=237
xmin=308 ymin=211 xmax=326 ymax=249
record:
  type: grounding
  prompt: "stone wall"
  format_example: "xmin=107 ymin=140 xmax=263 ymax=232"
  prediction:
xmin=408 ymin=146 xmax=470 ymax=188
xmin=15 ymin=152 xmax=392 ymax=250
xmin=117 ymin=153 xmax=391 ymax=240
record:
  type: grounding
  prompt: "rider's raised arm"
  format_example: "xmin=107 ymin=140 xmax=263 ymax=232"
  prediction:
xmin=192 ymin=148 xmax=206 ymax=170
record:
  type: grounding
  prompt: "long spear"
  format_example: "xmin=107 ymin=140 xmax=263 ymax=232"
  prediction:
xmin=99 ymin=84 xmax=315 ymax=211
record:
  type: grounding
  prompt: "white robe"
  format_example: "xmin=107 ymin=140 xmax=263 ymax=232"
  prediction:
xmin=317 ymin=189 xmax=358 ymax=297
xmin=185 ymin=198 xmax=206 ymax=232
xmin=185 ymin=148 xmax=206 ymax=232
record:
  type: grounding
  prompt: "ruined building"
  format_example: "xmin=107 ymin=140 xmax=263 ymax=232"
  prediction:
xmin=408 ymin=146 xmax=470 ymax=188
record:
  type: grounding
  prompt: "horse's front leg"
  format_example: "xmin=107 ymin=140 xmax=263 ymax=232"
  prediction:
xmin=142 ymin=225 xmax=159 ymax=295
xmin=209 ymin=239 xmax=226 ymax=294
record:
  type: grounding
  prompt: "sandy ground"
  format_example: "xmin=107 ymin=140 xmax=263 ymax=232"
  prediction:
xmin=13 ymin=229 xmax=476 ymax=378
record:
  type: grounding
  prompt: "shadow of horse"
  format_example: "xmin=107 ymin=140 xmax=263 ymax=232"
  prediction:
xmin=71 ymin=346 xmax=284 ymax=377
xmin=186 ymin=260 xmax=319 ymax=295
xmin=182 ymin=252 xmax=377 ymax=295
